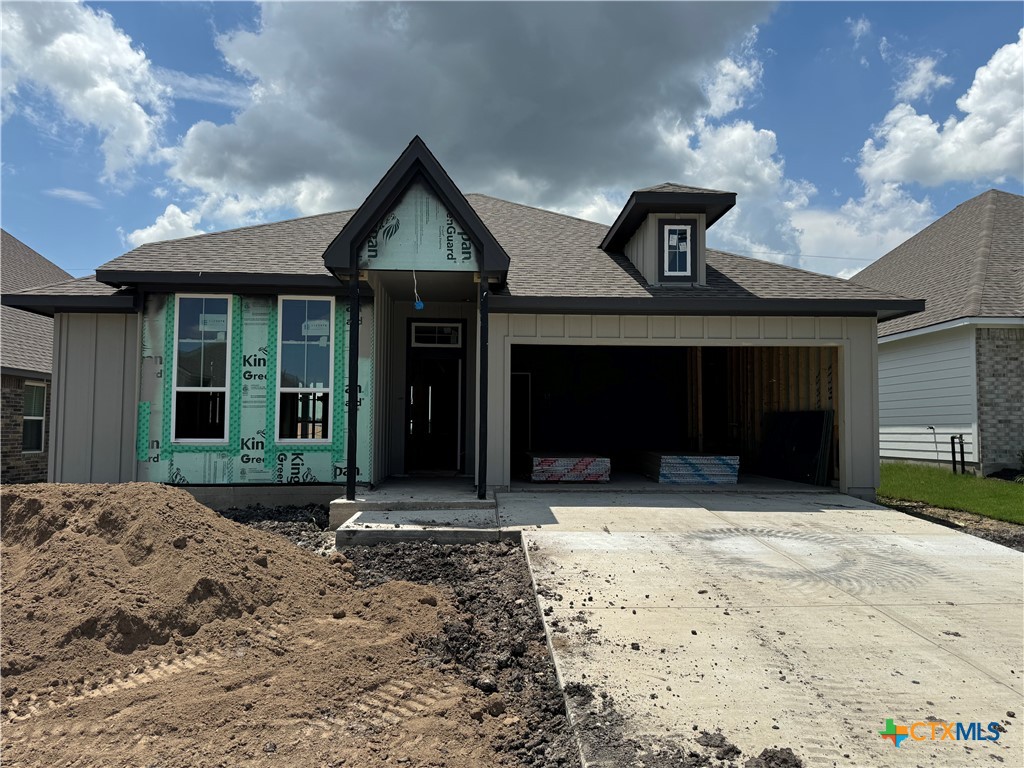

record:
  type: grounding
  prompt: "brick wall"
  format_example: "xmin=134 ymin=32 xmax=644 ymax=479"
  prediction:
xmin=975 ymin=328 xmax=1024 ymax=472
xmin=1 ymin=374 xmax=50 ymax=484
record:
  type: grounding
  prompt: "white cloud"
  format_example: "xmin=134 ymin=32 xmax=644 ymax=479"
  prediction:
xmin=1 ymin=2 xmax=168 ymax=182
xmin=45 ymin=187 xmax=102 ymax=209
xmin=703 ymin=28 xmax=763 ymax=119
xmin=894 ymin=55 xmax=953 ymax=103
xmin=153 ymin=67 xmax=251 ymax=110
xmin=846 ymin=16 xmax=871 ymax=48
xmin=124 ymin=204 xmax=203 ymax=247
xmin=791 ymin=183 xmax=934 ymax=276
xmin=861 ymin=29 xmax=1024 ymax=187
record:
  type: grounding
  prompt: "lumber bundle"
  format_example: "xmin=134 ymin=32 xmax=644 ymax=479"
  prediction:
xmin=638 ymin=452 xmax=739 ymax=485
xmin=529 ymin=454 xmax=611 ymax=483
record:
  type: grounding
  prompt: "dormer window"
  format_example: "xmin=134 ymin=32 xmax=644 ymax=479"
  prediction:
xmin=658 ymin=218 xmax=698 ymax=282
xmin=664 ymin=224 xmax=691 ymax=276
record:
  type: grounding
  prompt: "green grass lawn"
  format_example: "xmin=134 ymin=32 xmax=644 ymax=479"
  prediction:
xmin=879 ymin=462 xmax=1024 ymax=524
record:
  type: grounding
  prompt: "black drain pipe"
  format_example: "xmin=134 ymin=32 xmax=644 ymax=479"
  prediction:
xmin=949 ymin=434 xmax=966 ymax=475
xmin=346 ymin=271 xmax=360 ymax=501
xmin=477 ymin=275 xmax=489 ymax=500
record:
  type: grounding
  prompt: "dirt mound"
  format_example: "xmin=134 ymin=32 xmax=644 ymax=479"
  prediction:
xmin=1 ymin=483 xmax=345 ymax=687
xmin=1 ymin=484 xmax=509 ymax=767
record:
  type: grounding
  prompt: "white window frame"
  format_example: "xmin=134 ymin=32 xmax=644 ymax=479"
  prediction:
xmin=171 ymin=293 xmax=232 ymax=444
xmin=663 ymin=224 xmax=692 ymax=277
xmin=276 ymin=295 xmax=335 ymax=444
xmin=22 ymin=380 xmax=46 ymax=453
xmin=411 ymin=322 xmax=463 ymax=348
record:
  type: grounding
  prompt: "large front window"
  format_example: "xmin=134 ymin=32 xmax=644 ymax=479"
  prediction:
xmin=278 ymin=297 xmax=333 ymax=442
xmin=173 ymin=295 xmax=230 ymax=441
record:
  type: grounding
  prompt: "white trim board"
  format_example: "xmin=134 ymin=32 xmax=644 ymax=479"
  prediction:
xmin=879 ymin=316 xmax=1024 ymax=344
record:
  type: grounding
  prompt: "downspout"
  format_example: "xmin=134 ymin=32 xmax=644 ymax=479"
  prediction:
xmin=477 ymin=274 xmax=489 ymax=500
xmin=346 ymin=268 xmax=360 ymax=501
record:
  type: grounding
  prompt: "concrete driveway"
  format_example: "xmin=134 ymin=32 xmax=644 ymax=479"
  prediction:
xmin=501 ymin=491 xmax=1024 ymax=767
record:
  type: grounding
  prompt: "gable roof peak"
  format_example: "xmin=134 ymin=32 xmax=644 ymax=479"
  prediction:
xmin=321 ymin=136 xmax=510 ymax=275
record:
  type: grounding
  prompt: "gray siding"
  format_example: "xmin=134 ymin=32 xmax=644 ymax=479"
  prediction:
xmin=51 ymin=313 xmax=139 ymax=482
xmin=877 ymin=327 xmax=978 ymax=464
xmin=624 ymin=212 xmax=707 ymax=285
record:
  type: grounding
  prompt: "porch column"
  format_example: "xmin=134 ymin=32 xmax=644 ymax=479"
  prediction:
xmin=477 ymin=275 xmax=489 ymax=499
xmin=346 ymin=271 xmax=360 ymax=501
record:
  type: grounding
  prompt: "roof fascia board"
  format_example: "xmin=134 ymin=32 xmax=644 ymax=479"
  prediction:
xmin=879 ymin=315 xmax=1024 ymax=343
xmin=96 ymin=270 xmax=343 ymax=290
xmin=1 ymin=366 xmax=52 ymax=380
xmin=322 ymin=136 xmax=510 ymax=275
xmin=0 ymin=293 xmax=138 ymax=317
xmin=489 ymin=295 xmax=923 ymax=318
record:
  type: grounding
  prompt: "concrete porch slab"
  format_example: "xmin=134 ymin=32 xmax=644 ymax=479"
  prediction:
xmin=334 ymin=507 xmax=501 ymax=546
xmin=328 ymin=478 xmax=495 ymax=528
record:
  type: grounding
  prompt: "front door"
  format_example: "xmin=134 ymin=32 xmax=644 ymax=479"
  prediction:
xmin=406 ymin=321 xmax=465 ymax=473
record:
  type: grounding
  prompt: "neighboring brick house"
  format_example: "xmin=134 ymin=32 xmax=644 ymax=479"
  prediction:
xmin=851 ymin=189 xmax=1024 ymax=474
xmin=1 ymin=230 xmax=71 ymax=483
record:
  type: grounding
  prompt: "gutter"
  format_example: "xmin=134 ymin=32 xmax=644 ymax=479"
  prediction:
xmin=488 ymin=295 xmax=924 ymax=320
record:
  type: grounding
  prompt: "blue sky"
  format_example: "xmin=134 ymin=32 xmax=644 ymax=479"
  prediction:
xmin=2 ymin=2 xmax=1021 ymax=281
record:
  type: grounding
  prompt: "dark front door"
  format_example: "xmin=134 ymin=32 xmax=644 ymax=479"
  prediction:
xmin=406 ymin=321 xmax=465 ymax=474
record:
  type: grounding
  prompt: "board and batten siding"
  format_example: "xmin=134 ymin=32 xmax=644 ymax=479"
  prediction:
xmin=50 ymin=312 xmax=140 ymax=483
xmin=482 ymin=314 xmax=880 ymax=499
xmin=877 ymin=326 xmax=977 ymax=464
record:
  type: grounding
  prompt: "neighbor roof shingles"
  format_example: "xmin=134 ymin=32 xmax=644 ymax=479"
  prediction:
xmin=74 ymin=192 xmax=909 ymax=307
xmin=1 ymin=230 xmax=72 ymax=376
xmin=850 ymin=189 xmax=1023 ymax=336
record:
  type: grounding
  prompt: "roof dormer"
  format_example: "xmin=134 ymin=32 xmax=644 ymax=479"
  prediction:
xmin=601 ymin=183 xmax=736 ymax=287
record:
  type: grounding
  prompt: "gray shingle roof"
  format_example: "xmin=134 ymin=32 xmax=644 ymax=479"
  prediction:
xmin=99 ymin=210 xmax=353 ymax=279
xmin=637 ymin=182 xmax=734 ymax=195
xmin=20 ymin=274 xmax=127 ymax=297
xmin=470 ymin=194 xmax=908 ymax=303
xmin=35 ymin=192 xmax=912 ymax=313
xmin=1 ymin=230 xmax=71 ymax=376
xmin=850 ymin=189 xmax=1023 ymax=336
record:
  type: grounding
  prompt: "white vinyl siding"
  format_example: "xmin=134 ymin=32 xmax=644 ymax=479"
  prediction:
xmin=878 ymin=326 xmax=977 ymax=463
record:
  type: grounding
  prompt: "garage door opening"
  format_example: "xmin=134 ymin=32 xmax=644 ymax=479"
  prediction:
xmin=510 ymin=344 xmax=839 ymax=486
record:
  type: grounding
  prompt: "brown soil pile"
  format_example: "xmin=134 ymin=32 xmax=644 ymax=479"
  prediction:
xmin=1 ymin=484 xmax=514 ymax=767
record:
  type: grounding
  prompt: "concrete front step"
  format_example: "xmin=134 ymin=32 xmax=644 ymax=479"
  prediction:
xmin=335 ymin=507 xmax=503 ymax=546
xmin=329 ymin=496 xmax=495 ymax=529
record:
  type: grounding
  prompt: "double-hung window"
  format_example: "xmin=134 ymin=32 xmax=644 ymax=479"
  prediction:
xmin=277 ymin=297 xmax=333 ymax=442
xmin=173 ymin=295 xmax=231 ymax=442
xmin=663 ymin=223 xmax=692 ymax=277
xmin=22 ymin=382 xmax=46 ymax=452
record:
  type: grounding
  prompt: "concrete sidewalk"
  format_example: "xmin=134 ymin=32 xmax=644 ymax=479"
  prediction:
xmin=518 ymin=491 xmax=1023 ymax=767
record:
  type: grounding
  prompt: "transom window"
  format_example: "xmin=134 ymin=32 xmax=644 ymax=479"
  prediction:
xmin=411 ymin=322 xmax=462 ymax=348
xmin=173 ymin=295 xmax=230 ymax=441
xmin=663 ymin=224 xmax=691 ymax=276
xmin=22 ymin=382 xmax=46 ymax=452
xmin=278 ymin=297 xmax=333 ymax=442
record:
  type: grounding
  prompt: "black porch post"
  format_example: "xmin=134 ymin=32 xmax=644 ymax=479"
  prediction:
xmin=477 ymin=275 xmax=489 ymax=500
xmin=346 ymin=269 xmax=360 ymax=501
